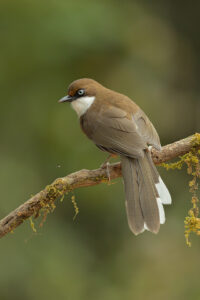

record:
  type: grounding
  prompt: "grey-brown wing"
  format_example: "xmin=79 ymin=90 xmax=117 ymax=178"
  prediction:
xmin=87 ymin=106 xmax=147 ymax=158
xmin=133 ymin=109 xmax=161 ymax=150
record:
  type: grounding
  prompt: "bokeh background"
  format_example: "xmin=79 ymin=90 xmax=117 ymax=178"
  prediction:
xmin=0 ymin=1 xmax=200 ymax=299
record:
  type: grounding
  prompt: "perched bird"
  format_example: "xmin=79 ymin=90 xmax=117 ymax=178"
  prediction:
xmin=59 ymin=78 xmax=171 ymax=235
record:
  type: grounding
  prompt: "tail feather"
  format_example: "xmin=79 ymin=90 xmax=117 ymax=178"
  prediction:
xmin=137 ymin=157 xmax=160 ymax=233
xmin=121 ymin=151 xmax=171 ymax=235
xmin=146 ymin=151 xmax=172 ymax=205
xmin=121 ymin=157 xmax=144 ymax=235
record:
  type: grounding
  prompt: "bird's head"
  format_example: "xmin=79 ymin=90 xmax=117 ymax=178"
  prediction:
xmin=58 ymin=78 xmax=102 ymax=103
xmin=58 ymin=78 xmax=104 ymax=117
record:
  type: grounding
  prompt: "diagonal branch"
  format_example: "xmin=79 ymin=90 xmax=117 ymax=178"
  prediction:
xmin=0 ymin=134 xmax=199 ymax=239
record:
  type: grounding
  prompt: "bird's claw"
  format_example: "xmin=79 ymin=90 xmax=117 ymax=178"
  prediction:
xmin=101 ymin=161 xmax=111 ymax=182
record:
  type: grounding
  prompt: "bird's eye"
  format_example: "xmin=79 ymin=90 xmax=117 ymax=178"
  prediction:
xmin=77 ymin=89 xmax=85 ymax=97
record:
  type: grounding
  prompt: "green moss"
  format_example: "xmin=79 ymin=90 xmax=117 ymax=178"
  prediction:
xmin=162 ymin=133 xmax=200 ymax=246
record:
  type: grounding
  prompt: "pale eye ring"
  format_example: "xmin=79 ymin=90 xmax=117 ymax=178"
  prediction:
xmin=77 ymin=89 xmax=85 ymax=97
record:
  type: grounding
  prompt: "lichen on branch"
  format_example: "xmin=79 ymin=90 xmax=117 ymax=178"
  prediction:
xmin=161 ymin=133 xmax=200 ymax=246
xmin=0 ymin=133 xmax=200 ymax=242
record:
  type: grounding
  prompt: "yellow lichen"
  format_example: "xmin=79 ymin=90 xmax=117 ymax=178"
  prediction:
xmin=60 ymin=194 xmax=65 ymax=202
xmin=184 ymin=210 xmax=200 ymax=247
xmin=30 ymin=217 xmax=37 ymax=233
xmin=37 ymin=179 xmax=70 ymax=227
xmin=161 ymin=133 xmax=200 ymax=246
xmin=71 ymin=195 xmax=79 ymax=220
xmin=28 ymin=179 xmax=71 ymax=230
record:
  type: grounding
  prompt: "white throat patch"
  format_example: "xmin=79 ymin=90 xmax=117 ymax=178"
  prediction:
xmin=71 ymin=96 xmax=95 ymax=117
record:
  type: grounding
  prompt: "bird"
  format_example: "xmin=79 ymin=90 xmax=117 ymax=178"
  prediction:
xmin=59 ymin=78 xmax=172 ymax=235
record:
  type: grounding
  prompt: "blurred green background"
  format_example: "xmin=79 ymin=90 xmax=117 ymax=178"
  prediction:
xmin=0 ymin=1 xmax=200 ymax=299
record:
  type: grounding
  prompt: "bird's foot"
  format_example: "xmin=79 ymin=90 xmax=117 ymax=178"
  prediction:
xmin=101 ymin=161 xmax=111 ymax=182
xmin=100 ymin=154 xmax=118 ymax=183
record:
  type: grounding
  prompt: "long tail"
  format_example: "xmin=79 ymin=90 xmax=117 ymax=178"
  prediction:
xmin=121 ymin=151 xmax=171 ymax=235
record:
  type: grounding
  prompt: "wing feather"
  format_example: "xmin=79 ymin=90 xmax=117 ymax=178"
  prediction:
xmin=133 ymin=109 xmax=161 ymax=150
xmin=84 ymin=106 xmax=146 ymax=158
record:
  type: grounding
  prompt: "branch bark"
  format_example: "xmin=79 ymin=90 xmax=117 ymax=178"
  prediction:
xmin=0 ymin=134 xmax=199 ymax=239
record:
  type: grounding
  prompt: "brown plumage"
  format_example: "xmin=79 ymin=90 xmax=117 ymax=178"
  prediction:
xmin=59 ymin=78 xmax=171 ymax=235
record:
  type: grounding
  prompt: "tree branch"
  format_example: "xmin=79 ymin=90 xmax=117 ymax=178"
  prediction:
xmin=0 ymin=134 xmax=199 ymax=239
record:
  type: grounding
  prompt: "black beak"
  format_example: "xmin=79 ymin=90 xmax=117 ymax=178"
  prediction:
xmin=58 ymin=95 xmax=75 ymax=103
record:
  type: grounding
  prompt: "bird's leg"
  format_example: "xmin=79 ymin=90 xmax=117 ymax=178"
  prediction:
xmin=101 ymin=154 xmax=112 ymax=169
xmin=101 ymin=154 xmax=118 ymax=182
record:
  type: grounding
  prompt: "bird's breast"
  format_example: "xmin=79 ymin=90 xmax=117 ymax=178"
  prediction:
xmin=80 ymin=112 xmax=96 ymax=140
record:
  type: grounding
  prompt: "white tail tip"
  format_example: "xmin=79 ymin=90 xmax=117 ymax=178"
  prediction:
xmin=156 ymin=176 xmax=172 ymax=205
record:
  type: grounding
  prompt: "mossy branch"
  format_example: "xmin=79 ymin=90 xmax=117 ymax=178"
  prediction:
xmin=0 ymin=133 xmax=200 ymax=240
